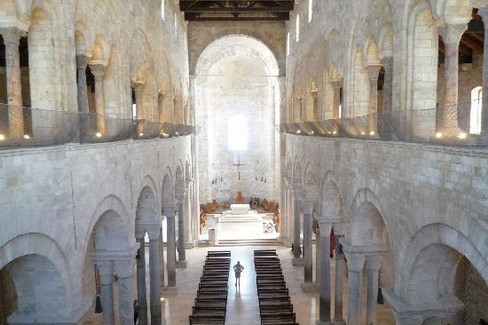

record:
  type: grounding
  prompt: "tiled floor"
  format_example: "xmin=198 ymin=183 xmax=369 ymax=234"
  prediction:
xmin=84 ymin=244 xmax=396 ymax=324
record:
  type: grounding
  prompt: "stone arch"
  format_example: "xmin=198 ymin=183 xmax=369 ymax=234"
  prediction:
xmin=82 ymin=195 xmax=133 ymax=256
xmin=161 ymin=170 xmax=175 ymax=214
xmin=0 ymin=0 xmax=17 ymax=18
xmin=190 ymin=28 xmax=285 ymax=76
xmin=320 ymin=171 xmax=343 ymax=225
xmin=349 ymin=188 xmax=394 ymax=287
xmin=88 ymin=34 xmax=110 ymax=65
xmin=135 ymin=181 xmax=160 ymax=228
xmin=364 ymin=36 xmax=381 ymax=65
xmin=130 ymin=28 xmax=152 ymax=84
xmin=437 ymin=0 xmax=472 ymax=24
xmin=303 ymin=161 xmax=319 ymax=201
xmin=292 ymin=156 xmax=303 ymax=193
xmin=350 ymin=45 xmax=370 ymax=118
xmin=0 ymin=233 xmax=79 ymax=323
xmin=378 ymin=22 xmax=394 ymax=58
xmin=175 ymin=164 xmax=184 ymax=199
xmin=398 ymin=223 xmax=488 ymax=303
xmin=195 ymin=34 xmax=279 ymax=77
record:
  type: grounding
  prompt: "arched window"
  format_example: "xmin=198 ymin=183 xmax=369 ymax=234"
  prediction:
xmin=296 ymin=14 xmax=300 ymax=42
xmin=161 ymin=0 xmax=165 ymax=20
xmin=308 ymin=0 xmax=313 ymax=23
xmin=470 ymin=86 xmax=482 ymax=134
xmin=286 ymin=32 xmax=290 ymax=56
xmin=227 ymin=114 xmax=248 ymax=151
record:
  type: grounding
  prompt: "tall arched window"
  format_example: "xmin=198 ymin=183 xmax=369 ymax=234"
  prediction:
xmin=470 ymin=86 xmax=482 ymax=134
xmin=308 ymin=0 xmax=314 ymax=22
xmin=286 ymin=32 xmax=290 ymax=56
xmin=161 ymin=0 xmax=165 ymax=20
xmin=296 ymin=14 xmax=300 ymax=42
xmin=227 ymin=114 xmax=248 ymax=151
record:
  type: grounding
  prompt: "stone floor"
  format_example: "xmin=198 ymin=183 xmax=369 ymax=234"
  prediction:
xmin=84 ymin=244 xmax=396 ymax=324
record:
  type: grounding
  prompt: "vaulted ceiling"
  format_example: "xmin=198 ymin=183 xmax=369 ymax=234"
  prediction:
xmin=179 ymin=0 xmax=294 ymax=21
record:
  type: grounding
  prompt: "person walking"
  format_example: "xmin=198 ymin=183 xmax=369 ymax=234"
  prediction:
xmin=233 ymin=261 xmax=244 ymax=287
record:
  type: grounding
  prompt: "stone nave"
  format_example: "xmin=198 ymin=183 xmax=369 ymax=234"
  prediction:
xmin=0 ymin=0 xmax=487 ymax=324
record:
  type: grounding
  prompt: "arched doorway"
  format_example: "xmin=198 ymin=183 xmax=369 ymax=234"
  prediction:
xmin=194 ymin=34 xmax=281 ymax=242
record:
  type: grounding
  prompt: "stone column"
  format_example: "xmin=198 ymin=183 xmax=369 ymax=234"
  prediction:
xmin=315 ymin=224 xmax=321 ymax=285
xmin=292 ymin=191 xmax=303 ymax=265
xmin=159 ymin=228 xmax=166 ymax=289
xmin=147 ymin=228 xmax=162 ymax=324
xmin=380 ymin=56 xmax=393 ymax=139
xmin=381 ymin=57 xmax=393 ymax=112
xmin=317 ymin=223 xmax=332 ymax=324
xmin=301 ymin=200 xmax=314 ymax=291
xmin=332 ymin=80 xmax=342 ymax=120
xmin=311 ymin=89 xmax=318 ymax=120
xmin=367 ymin=65 xmax=382 ymax=135
xmin=346 ymin=253 xmax=366 ymax=325
xmin=136 ymin=237 xmax=148 ymax=325
xmin=176 ymin=192 xmax=187 ymax=268
xmin=366 ymin=255 xmax=381 ymax=325
xmin=477 ymin=7 xmax=488 ymax=143
xmin=133 ymin=82 xmax=144 ymax=136
xmin=184 ymin=186 xmax=193 ymax=247
xmin=438 ymin=24 xmax=467 ymax=136
xmin=2 ymin=28 xmax=24 ymax=139
xmin=166 ymin=209 xmax=177 ymax=290
xmin=76 ymin=55 xmax=89 ymax=113
xmin=114 ymin=259 xmax=135 ymax=325
xmin=97 ymin=262 xmax=115 ymax=325
xmin=89 ymin=63 xmax=106 ymax=135
xmin=334 ymin=237 xmax=344 ymax=323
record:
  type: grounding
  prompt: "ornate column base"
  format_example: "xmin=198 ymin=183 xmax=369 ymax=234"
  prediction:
xmin=176 ymin=260 xmax=187 ymax=268
xmin=292 ymin=257 xmax=304 ymax=266
xmin=301 ymin=281 xmax=319 ymax=293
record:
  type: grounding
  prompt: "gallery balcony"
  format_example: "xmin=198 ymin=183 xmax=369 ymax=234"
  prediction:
xmin=0 ymin=103 xmax=194 ymax=149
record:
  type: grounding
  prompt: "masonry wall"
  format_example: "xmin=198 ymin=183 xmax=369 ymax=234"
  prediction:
xmin=0 ymin=136 xmax=191 ymax=321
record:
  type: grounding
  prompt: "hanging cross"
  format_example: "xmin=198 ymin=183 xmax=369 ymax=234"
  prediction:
xmin=233 ymin=156 xmax=245 ymax=180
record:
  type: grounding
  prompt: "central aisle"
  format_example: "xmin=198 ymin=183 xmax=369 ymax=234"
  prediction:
xmin=225 ymin=249 xmax=260 ymax=325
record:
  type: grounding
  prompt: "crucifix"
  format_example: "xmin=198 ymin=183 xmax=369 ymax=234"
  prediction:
xmin=233 ymin=155 xmax=245 ymax=180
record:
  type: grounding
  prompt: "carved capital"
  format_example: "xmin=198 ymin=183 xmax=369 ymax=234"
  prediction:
xmin=439 ymin=23 xmax=467 ymax=45
xmin=89 ymin=63 xmax=106 ymax=80
xmin=367 ymin=64 xmax=383 ymax=80
xmin=0 ymin=27 xmax=23 ymax=45
xmin=76 ymin=54 xmax=88 ymax=70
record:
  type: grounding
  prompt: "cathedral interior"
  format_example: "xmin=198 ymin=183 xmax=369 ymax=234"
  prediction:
xmin=0 ymin=0 xmax=488 ymax=324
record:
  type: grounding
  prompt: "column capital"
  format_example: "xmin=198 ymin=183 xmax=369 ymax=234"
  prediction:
xmin=439 ymin=23 xmax=467 ymax=45
xmin=96 ymin=260 xmax=114 ymax=277
xmin=164 ymin=207 xmax=175 ymax=218
xmin=114 ymin=258 xmax=135 ymax=278
xmin=0 ymin=27 xmax=24 ymax=45
xmin=76 ymin=54 xmax=88 ymax=69
xmin=344 ymin=252 xmax=365 ymax=273
xmin=331 ymin=79 xmax=342 ymax=89
xmin=366 ymin=255 xmax=382 ymax=271
xmin=146 ymin=226 xmax=161 ymax=241
xmin=89 ymin=63 xmax=106 ymax=80
xmin=367 ymin=64 xmax=383 ymax=80
xmin=132 ymin=81 xmax=145 ymax=90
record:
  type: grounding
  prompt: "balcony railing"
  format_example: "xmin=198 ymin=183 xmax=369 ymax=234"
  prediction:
xmin=281 ymin=109 xmax=487 ymax=147
xmin=0 ymin=104 xmax=194 ymax=149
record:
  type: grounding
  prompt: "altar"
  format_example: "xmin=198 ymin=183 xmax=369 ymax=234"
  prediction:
xmin=210 ymin=204 xmax=276 ymax=240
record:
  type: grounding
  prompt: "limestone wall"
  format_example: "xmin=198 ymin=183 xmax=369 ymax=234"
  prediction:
xmin=284 ymin=133 xmax=488 ymax=317
xmin=0 ymin=136 xmax=192 ymax=322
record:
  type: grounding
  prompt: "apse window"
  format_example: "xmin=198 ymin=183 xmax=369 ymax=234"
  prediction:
xmin=296 ymin=15 xmax=300 ymax=42
xmin=227 ymin=114 xmax=248 ymax=151
xmin=161 ymin=0 xmax=165 ymax=20
xmin=470 ymin=86 xmax=482 ymax=134
xmin=308 ymin=0 xmax=313 ymax=22
xmin=286 ymin=32 xmax=290 ymax=56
